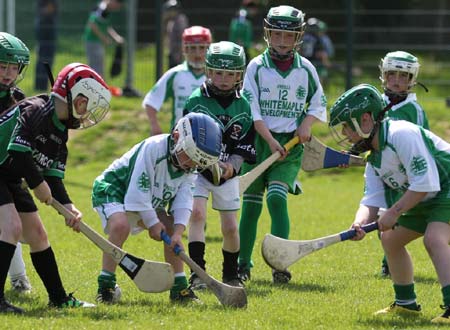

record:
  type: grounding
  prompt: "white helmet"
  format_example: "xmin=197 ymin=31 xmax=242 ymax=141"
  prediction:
xmin=51 ymin=63 xmax=111 ymax=129
xmin=171 ymin=112 xmax=222 ymax=171
xmin=379 ymin=51 xmax=420 ymax=92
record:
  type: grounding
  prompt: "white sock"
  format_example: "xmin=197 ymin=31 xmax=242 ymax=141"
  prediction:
xmin=8 ymin=242 xmax=27 ymax=279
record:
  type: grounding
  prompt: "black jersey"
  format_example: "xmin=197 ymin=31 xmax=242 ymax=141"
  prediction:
xmin=0 ymin=95 xmax=68 ymax=187
xmin=0 ymin=87 xmax=26 ymax=114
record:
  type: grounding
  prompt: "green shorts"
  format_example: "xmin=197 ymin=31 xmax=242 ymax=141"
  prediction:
xmin=241 ymin=131 xmax=303 ymax=195
xmin=398 ymin=195 xmax=450 ymax=234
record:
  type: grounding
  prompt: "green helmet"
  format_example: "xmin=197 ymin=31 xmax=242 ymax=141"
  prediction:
xmin=329 ymin=84 xmax=386 ymax=142
xmin=379 ymin=51 xmax=419 ymax=92
xmin=263 ymin=5 xmax=305 ymax=60
xmin=0 ymin=32 xmax=30 ymax=88
xmin=205 ymin=41 xmax=246 ymax=95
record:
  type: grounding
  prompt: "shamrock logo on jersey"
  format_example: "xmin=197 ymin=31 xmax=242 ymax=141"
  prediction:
xmin=137 ymin=172 xmax=150 ymax=192
xmin=242 ymin=89 xmax=253 ymax=103
xmin=296 ymin=86 xmax=306 ymax=100
xmin=410 ymin=156 xmax=427 ymax=176
xmin=320 ymin=95 xmax=327 ymax=107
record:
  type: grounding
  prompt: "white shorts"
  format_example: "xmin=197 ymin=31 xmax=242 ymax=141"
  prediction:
xmin=94 ymin=202 xmax=144 ymax=235
xmin=194 ymin=175 xmax=240 ymax=211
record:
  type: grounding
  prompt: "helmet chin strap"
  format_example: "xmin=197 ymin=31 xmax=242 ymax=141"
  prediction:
xmin=206 ymin=80 xmax=236 ymax=97
xmin=384 ymin=88 xmax=407 ymax=105
xmin=269 ymin=47 xmax=294 ymax=61
xmin=349 ymin=103 xmax=394 ymax=154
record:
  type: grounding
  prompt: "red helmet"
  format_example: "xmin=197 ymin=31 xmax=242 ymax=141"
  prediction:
xmin=51 ymin=63 xmax=111 ymax=129
xmin=182 ymin=26 xmax=212 ymax=44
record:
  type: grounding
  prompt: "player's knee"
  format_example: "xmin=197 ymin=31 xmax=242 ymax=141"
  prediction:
xmin=108 ymin=218 xmax=130 ymax=237
xmin=191 ymin=207 xmax=206 ymax=224
xmin=8 ymin=219 xmax=22 ymax=242
xmin=380 ymin=231 xmax=399 ymax=252
xmin=423 ymin=232 xmax=445 ymax=256
xmin=222 ymin=221 xmax=238 ymax=238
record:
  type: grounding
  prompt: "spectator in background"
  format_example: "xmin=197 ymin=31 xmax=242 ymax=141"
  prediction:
xmin=35 ymin=0 xmax=58 ymax=91
xmin=83 ymin=0 xmax=124 ymax=78
xmin=299 ymin=17 xmax=331 ymax=85
xmin=318 ymin=20 xmax=334 ymax=59
xmin=164 ymin=0 xmax=189 ymax=68
xmin=228 ymin=0 xmax=258 ymax=65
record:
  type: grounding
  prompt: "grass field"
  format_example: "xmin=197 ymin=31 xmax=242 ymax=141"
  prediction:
xmin=2 ymin=48 xmax=450 ymax=329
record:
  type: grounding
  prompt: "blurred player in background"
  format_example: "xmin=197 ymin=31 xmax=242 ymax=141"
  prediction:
xmin=143 ymin=26 xmax=212 ymax=135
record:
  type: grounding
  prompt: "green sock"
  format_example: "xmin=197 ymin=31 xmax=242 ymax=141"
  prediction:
xmin=98 ymin=270 xmax=116 ymax=292
xmin=170 ymin=276 xmax=188 ymax=299
xmin=393 ymin=283 xmax=418 ymax=309
xmin=267 ymin=183 xmax=289 ymax=239
xmin=442 ymin=285 xmax=450 ymax=307
xmin=238 ymin=193 xmax=263 ymax=267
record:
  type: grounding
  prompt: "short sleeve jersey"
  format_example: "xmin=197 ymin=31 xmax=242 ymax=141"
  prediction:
xmin=92 ymin=134 xmax=196 ymax=215
xmin=383 ymin=93 xmax=429 ymax=129
xmin=242 ymin=49 xmax=327 ymax=132
xmin=361 ymin=120 xmax=450 ymax=209
xmin=142 ymin=62 xmax=206 ymax=128
xmin=0 ymin=95 xmax=68 ymax=179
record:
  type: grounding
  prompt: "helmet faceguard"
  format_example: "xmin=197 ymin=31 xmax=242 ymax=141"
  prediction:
xmin=182 ymin=26 xmax=212 ymax=69
xmin=51 ymin=63 xmax=111 ymax=129
xmin=263 ymin=6 xmax=305 ymax=60
xmin=379 ymin=51 xmax=419 ymax=99
xmin=205 ymin=41 xmax=246 ymax=96
xmin=329 ymin=84 xmax=387 ymax=152
xmin=170 ymin=113 xmax=222 ymax=172
xmin=0 ymin=32 xmax=30 ymax=91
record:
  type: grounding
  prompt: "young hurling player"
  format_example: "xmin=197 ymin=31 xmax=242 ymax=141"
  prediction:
xmin=238 ymin=5 xmax=327 ymax=283
xmin=0 ymin=62 xmax=111 ymax=313
xmin=329 ymin=84 xmax=450 ymax=325
xmin=377 ymin=51 xmax=429 ymax=277
xmin=183 ymin=41 xmax=255 ymax=290
xmin=143 ymin=26 xmax=212 ymax=134
xmin=0 ymin=32 xmax=32 ymax=294
xmin=92 ymin=113 xmax=222 ymax=304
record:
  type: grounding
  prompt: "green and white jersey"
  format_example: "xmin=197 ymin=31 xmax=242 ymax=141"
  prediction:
xmin=383 ymin=93 xmax=429 ymax=129
xmin=142 ymin=62 xmax=205 ymax=128
xmin=92 ymin=134 xmax=196 ymax=216
xmin=242 ymin=49 xmax=327 ymax=132
xmin=362 ymin=120 xmax=450 ymax=209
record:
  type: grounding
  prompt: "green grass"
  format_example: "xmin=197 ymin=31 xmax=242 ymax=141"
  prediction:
xmin=3 ymin=50 xmax=450 ymax=329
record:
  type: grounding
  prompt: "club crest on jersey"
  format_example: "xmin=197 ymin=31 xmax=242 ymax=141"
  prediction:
xmin=230 ymin=124 xmax=242 ymax=140
xmin=137 ymin=172 xmax=150 ymax=192
xmin=410 ymin=156 xmax=427 ymax=176
xmin=296 ymin=86 xmax=306 ymax=100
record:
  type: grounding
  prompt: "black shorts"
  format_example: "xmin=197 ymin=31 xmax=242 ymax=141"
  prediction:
xmin=0 ymin=177 xmax=37 ymax=212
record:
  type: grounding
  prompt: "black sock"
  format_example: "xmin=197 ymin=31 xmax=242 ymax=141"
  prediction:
xmin=188 ymin=241 xmax=206 ymax=271
xmin=31 ymin=246 xmax=66 ymax=303
xmin=222 ymin=249 xmax=239 ymax=280
xmin=0 ymin=241 xmax=16 ymax=299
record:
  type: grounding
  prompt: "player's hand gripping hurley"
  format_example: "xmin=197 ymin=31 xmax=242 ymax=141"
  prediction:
xmin=51 ymin=199 xmax=174 ymax=293
xmin=262 ymin=222 xmax=379 ymax=270
xmin=161 ymin=231 xmax=247 ymax=308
